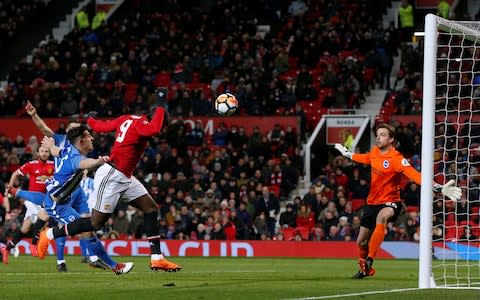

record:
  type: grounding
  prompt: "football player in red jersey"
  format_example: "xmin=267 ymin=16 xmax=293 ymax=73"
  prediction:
xmin=1 ymin=146 xmax=53 ymax=263
xmin=41 ymin=89 xmax=181 ymax=272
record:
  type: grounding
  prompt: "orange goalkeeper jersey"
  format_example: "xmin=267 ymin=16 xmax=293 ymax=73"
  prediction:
xmin=352 ymin=146 xmax=421 ymax=205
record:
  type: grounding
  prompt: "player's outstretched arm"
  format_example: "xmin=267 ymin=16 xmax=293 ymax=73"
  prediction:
xmin=434 ymin=180 xmax=462 ymax=201
xmin=87 ymin=115 xmax=120 ymax=133
xmin=334 ymin=143 xmax=353 ymax=159
xmin=8 ymin=169 xmax=22 ymax=189
xmin=136 ymin=106 xmax=166 ymax=136
xmin=25 ymin=100 xmax=55 ymax=137
xmin=78 ymin=156 xmax=110 ymax=170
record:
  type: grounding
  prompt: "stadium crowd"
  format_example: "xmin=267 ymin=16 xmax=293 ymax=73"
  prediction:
xmin=0 ymin=0 xmax=478 ymax=248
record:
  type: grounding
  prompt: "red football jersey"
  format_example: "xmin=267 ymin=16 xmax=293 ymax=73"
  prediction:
xmin=18 ymin=160 xmax=54 ymax=192
xmin=87 ymin=107 xmax=166 ymax=177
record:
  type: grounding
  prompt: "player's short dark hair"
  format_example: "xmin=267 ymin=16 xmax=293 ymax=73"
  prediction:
xmin=375 ymin=123 xmax=396 ymax=140
xmin=67 ymin=124 xmax=90 ymax=144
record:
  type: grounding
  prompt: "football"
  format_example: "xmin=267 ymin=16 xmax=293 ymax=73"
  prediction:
xmin=214 ymin=93 xmax=238 ymax=116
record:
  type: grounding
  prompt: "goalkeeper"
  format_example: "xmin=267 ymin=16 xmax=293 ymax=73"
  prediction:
xmin=334 ymin=123 xmax=461 ymax=279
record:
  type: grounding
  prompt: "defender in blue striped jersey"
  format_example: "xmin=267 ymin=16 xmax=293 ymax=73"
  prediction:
xmin=39 ymin=124 xmax=133 ymax=275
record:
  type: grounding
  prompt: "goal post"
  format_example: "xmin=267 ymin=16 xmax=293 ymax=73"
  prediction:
xmin=420 ymin=14 xmax=480 ymax=289
xmin=419 ymin=13 xmax=436 ymax=289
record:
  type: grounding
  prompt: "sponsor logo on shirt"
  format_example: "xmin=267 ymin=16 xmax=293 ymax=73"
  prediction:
xmin=401 ymin=158 xmax=410 ymax=166
xmin=383 ymin=160 xmax=390 ymax=169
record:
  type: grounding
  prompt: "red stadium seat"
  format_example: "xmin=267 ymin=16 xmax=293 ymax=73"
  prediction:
xmin=295 ymin=226 xmax=310 ymax=240
xmin=281 ymin=227 xmax=295 ymax=241
xmin=269 ymin=185 xmax=280 ymax=198
xmin=288 ymin=56 xmax=298 ymax=70
xmin=351 ymin=198 xmax=365 ymax=211
xmin=406 ymin=206 xmax=419 ymax=213
xmin=363 ymin=68 xmax=376 ymax=86
xmin=124 ymin=83 xmax=138 ymax=103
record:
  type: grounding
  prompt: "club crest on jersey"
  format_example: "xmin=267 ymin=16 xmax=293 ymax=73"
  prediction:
xmin=383 ymin=160 xmax=390 ymax=169
xmin=401 ymin=158 xmax=410 ymax=166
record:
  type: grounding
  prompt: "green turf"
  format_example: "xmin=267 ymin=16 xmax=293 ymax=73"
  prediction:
xmin=0 ymin=256 xmax=478 ymax=299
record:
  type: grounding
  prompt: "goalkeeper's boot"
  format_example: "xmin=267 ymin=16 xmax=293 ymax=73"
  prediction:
xmin=112 ymin=262 xmax=134 ymax=275
xmin=0 ymin=246 xmax=9 ymax=264
xmin=365 ymin=257 xmax=374 ymax=276
xmin=150 ymin=258 xmax=182 ymax=272
xmin=57 ymin=263 xmax=67 ymax=272
xmin=37 ymin=229 xmax=50 ymax=259
xmin=352 ymin=266 xmax=376 ymax=279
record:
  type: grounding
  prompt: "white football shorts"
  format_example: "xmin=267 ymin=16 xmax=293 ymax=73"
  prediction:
xmin=24 ymin=200 xmax=41 ymax=221
xmin=89 ymin=163 xmax=148 ymax=214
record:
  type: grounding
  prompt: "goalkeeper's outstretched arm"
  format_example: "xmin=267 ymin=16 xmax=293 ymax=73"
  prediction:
xmin=433 ymin=180 xmax=462 ymax=201
xmin=333 ymin=143 xmax=462 ymax=201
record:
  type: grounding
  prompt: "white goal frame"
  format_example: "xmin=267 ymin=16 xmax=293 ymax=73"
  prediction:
xmin=420 ymin=14 xmax=480 ymax=289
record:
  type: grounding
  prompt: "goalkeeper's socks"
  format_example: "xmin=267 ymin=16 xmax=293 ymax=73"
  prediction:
xmin=87 ymin=236 xmax=117 ymax=269
xmin=367 ymin=223 xmax=386 ymax=259
xmin=55 ymin=237 xmax=66 ymax=261
xmin=31 ymin=219 xmax=47 ymax=245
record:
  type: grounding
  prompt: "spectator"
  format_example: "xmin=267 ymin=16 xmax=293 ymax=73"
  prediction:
xmin=393 ymin=224 xmax=410 ymax=241
xmin=295 ymin=203 xmax=315 ymax=231
xmin=112 ymin=210 xmax=130 ymax=236
xmin=309 ymin=225 xmax=325 ymax=241
xmin=76 ymin=9 xmax=90 ymax=29
xmin=279 ymin=203 xmax=296 ymax=228
xmin=325 ymin=225 xmax=343 ymax=241
xmin=253 ymin=212 xmax=269 ymax=239
xmin=460 ymin=226 xmax=478 ymax=241
xmin=288 ymin=0 xmax=309 ymax=17
xmin=398 ymin=0 xmax=414 ymax=43
xmin=255 ymin=186 xmax=280 ymax=237
xmin=437 ymin=0 xmax=451 ymax=19
xmin=401 ymin=182 xmax=420 ymax=206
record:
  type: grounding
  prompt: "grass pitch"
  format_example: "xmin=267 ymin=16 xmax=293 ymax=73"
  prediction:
xmin=0 ymin=256 xmax=478 ymax=299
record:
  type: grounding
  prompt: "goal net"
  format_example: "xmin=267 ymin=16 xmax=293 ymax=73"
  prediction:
xmin=420 ymin=14 xmax=480 ymax=289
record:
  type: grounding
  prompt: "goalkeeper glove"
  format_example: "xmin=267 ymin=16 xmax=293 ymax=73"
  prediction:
xmin=433 ymin=180 xmax=462 ymax=201
xmin=334 ymin=143 xmax=353 ymax=159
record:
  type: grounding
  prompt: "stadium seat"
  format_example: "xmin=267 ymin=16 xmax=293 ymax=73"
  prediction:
xmin=124 ymin=83 xmax=138 ymax=103
xmin=363 ymin=68 xmax=376 ymax=86
xmin=351 ymin=198 xmax=365 ymax=211
xmin=295 ymin=226 xmax=310 ymax=240
xmin=288 ymin=56 xmax=298 ymax=70
xmin=268 ymin=185 xmax=280 ymax=198
xmin=224 ymin=224 xmax=237 ymax=240
xmin=281 ymin=227 xmax=295 ymax=241
xmin=154 ymin=71 xmax=171 ymax=87
xmin=406 ymin=206 xmax=419 ymax=213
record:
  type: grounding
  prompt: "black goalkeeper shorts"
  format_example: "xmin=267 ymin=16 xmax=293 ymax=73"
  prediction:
xmin=360 ymin=202 xmax=402 ymax=230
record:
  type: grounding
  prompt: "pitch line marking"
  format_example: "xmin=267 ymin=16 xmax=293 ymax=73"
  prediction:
xmin=284 ymin=287 xmax=422 ymax=299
